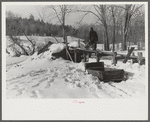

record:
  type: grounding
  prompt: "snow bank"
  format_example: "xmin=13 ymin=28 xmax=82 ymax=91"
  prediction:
xmin=6 ymin=42 xmax=146 ymax=99
xmin=48 ymin=43 xmax=65 ymax=53
xmin=6 ymin=56 xmax=146 ymax=98
xmin=68 ymin=41 xmax=85 ymax=49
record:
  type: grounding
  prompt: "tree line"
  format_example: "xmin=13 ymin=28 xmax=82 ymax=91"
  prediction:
xmin=6 ymin=4 xmax=145 ymax=51
xmin=6 ymin=13 xmax=78 ymax=37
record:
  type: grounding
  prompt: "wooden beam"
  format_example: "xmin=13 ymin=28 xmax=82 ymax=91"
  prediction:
xmin=96 ymin=52 xmax=100 ymax=62
xmin=112 ymin=52 xmax=117 ymax=66
xmin=123 ymin=47 xmax=135 ymax=63
xmin=53 ymin=36 xmax=59 ymax=43
xmin=84 ymin=53 xmax=86 ymax=62
xmin=66 ymin=49 xmax=73 ymax=62
xmin=137 ymin=52 xmax=144 ymax=65
xmin=65 ymin=36 xmax=69 ymax=60
xmin=74 ymin=51 xmax=77 ymax=63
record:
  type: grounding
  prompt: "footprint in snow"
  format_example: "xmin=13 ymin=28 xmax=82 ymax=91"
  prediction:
xmin=65 ymin=78 xmax=69 ymax=82
xmin=45 ymin=79 xmax=54 ymax=88
xmin=32 ymin=83 xmax=40 ymax=88
xmin=11 ymin=86 xmax=19 ymax=90
xmin=30 ymin=91 xmax=38 ymax=98
xmin=19 ymin=81 xmax=26 ymax=84
xmin=92 ymin=93 xmax=99 ymax=98
xmin=90 ymin=87 xmax=96 ymax=92
xmin=27 ymin=80 xmax=33 ymax=83
xmin=29 ymin=69 xmax=47 ymax=77
xmin=39 ymin=77 xmax=49 ymax=83
xmin=52 ymin=73 xmax=58 ymax=78
xmin=49 ymin=78 xmax=54 ymax=83
xmin=16 ymin=88 xmax=25 ymax=96
xmin=97 ymin=85 xmax=103 ymax=90
xmin=45 ymin=83 xmax=51 ymax=88
xmin=69 ymin=67 xmax=75 ymax=70
xmin=10 ymin=85 xmax=19 ymax=90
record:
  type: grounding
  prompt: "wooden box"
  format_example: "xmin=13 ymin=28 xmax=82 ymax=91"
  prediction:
xmin=85 ymin=62 xmax=104 ymax=70
xmin=87 ymin=67 xmax=124 ymax=82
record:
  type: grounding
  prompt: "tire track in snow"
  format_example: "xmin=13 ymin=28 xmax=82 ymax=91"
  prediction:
xmin=108 ymin=83 xmax=132 ymax=97
xmin=97 ymin=85 xmax=114 ymax=98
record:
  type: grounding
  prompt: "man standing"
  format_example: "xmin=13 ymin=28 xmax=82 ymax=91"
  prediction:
xmin=86 ymin=27 xmax=98 ymax=50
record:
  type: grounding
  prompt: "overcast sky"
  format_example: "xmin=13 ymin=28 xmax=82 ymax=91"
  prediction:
xmin=6 ymin=4 xmax=145 ymax=27
xmin=6 ymin=5 xmax=98 ymax=27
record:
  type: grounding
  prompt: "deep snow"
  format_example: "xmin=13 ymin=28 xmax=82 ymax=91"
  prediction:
xmin=6 ymin=43 xmax=146 ymax=99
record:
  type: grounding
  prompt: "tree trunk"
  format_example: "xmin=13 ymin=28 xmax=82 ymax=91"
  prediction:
xmin=122 ymin=5 xmax=132 ymax=51
xmin=104 ymin=26 xmax=109 ymax=51
xmin=122 ymin=30 xmax=127 ymax=50
xmin=63 ymin=26 xmax=65 ymax=42
xmin=10 ymin=36 xmax=29 ymax=56
xmin=112 ymin=19 xmax=115 ymax=51
xmin=23 ymin=32 xmax=35 ymax=54
xmin=62 ymin=8 xmax=65 ymax=42
xmin=123 ymin=22 xmax=130 ymax=50
xmin=103 ymin=29 xmax=105 ymax=50
xmin=112 ymin=26 xmax=115 ymax=52
xmin=122 ymin=16 xmax=127 ymax=51
xmin=101 ymin=5 xmax=109 ymax=51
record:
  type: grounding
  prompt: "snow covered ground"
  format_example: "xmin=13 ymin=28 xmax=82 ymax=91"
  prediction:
xmin=6 ymin=43 xmax=146 ymax=99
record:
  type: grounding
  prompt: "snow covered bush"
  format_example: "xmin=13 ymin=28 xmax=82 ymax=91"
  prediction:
xmin=68 ymin=41 xmax=85 ymax=49
xmin=48 ymin=43 xmax=66 ymax=53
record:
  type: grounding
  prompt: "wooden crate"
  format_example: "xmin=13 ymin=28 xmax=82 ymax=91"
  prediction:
xmin=85 ymin=62 xmax=104 ymax=70
xmin=87 ymin=67 xmax=124 ymax=82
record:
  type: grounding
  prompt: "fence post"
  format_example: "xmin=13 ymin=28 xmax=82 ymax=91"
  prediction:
xmin=112 ymin=52 xmax=117 ymax=66
xmin=137 ymin=52 xmax=143 ymax=65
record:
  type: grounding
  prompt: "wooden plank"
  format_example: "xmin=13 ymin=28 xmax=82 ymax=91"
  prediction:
xmin=83 ymin=53 xmax=86 ymax=62
xmin=66 ymin=48 xmax=73 ymax=62
xmin=87 ymin=68 xmax=124 ymax=82
xmin=112 ymin=52 xmax=117 ymax=66
xmin=117 ymin=54 xmax=145 ymax=60
xmin=76 ymin=48 xmax=98 ymax=53
xmin=53 ymin=36 xmax=59 ymax=43
xmin=74 ymin=51 xmax=77 ymax=63
xmin=96 ymin=52 xmax=100 ymax=62
xmin=123 ymin=47 xmax=135 ymax=63
xmin=65 ymin=36 xmax=69 ymax=60
xmin=85 ymin=62 xmax=104 ymax=71
xmin=137 ymin=52 xmax=145 ymax=65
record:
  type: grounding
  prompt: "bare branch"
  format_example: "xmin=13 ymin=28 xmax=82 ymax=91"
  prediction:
xmin=52 ymin=6 xmax=63 ymax=25
xmin=116 ymin=5 xmax=126 ymax=10
xmin=78 ymin=12 xmax=89 ymax=24
xmin=76 ymin=9 xmax=102 ymax=22
xmin=94 ymin=5 xmax=102 ymax=17
xmin=131 ymin=4 xmax=144 ymax=16
xmin=94 ymin=19 xmax=102 ymax=25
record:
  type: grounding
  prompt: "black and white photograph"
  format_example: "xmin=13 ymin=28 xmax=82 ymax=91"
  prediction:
xmin=2 ymin=1 xmax=148 ymax=120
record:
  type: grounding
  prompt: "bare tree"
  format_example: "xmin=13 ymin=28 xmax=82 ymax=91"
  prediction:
xmin=118 ymin=4 xmax=144 ymax=50
xmin=35 ymin=5 xmax=54 ymax=23
xmin=76 ymin=5 xmax=110 ymax=51
xmin=9 ymin=36 xmax=29 ymax=56
xmin=6 ymin=11 xmax=33 ymax=56
xmin=107 ymin=5 xmax=123 ymax=51
xmin=37 ymin=5 xmax=76 ymax=59
xmin=110 ymin=6 xmax=116 ymax=51
xmin=47 ymin=5 xmax=75 ymax=42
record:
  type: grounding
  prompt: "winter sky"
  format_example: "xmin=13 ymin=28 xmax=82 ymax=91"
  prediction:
xmin=6 ymin=5 xmax=97 ymax=27
xmin=5 ymin=3 xmax=145 ymax=27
